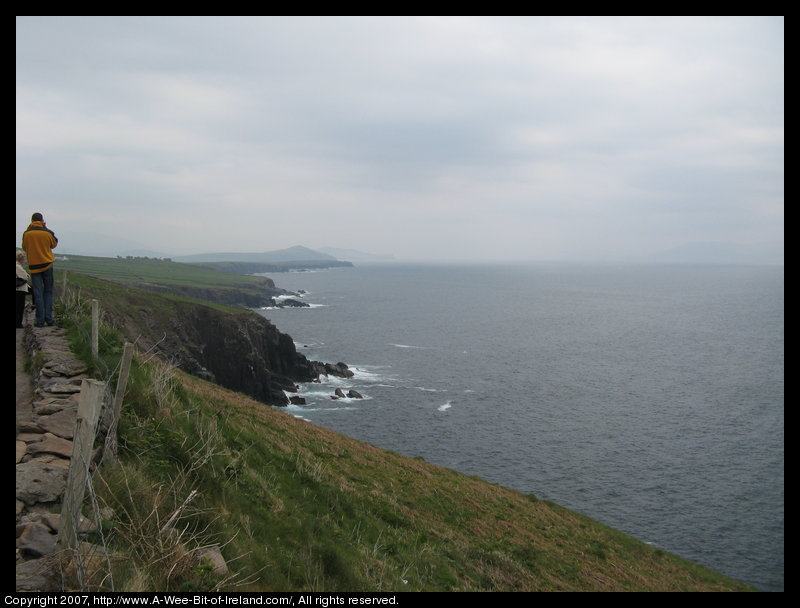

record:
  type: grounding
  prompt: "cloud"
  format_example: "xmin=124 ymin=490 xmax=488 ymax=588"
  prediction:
xmin=16 ymin=16 xmax=783 ymax=262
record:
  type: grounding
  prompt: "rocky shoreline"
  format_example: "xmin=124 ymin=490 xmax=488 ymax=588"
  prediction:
xmin=72 ymin=278 xmax=354 ymax=407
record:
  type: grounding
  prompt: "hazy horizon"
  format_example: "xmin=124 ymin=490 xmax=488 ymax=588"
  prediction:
xmin=17 ymin=17 xmax=783 ymax=264
xmin=47 ymin=237 xmax=783 ymax=267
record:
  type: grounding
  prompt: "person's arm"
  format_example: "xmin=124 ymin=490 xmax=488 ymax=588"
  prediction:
xmin=43 ymin=223 xmax=58 ymax=248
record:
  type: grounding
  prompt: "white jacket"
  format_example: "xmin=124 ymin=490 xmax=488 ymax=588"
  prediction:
xmin=16 ymin=262 xmax=30 ymax=293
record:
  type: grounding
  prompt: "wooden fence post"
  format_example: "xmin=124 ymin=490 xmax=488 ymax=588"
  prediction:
xmin=106 ymin=342 xmax=134 ymax=461
xmin=56 ymin=379 xmax=106 ymax=552
xmin=91 ymin=299 xmax=99 ymax=358
xmin=61 ymin=270 xmax=68 ymax=301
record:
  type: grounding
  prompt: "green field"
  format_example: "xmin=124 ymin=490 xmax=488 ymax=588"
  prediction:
xmin=56 ymin=254 xmax=268 ymax=289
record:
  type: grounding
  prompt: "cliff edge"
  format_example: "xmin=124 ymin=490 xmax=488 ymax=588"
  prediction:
xmin=69 ymin=274 xmax=352 ymax=406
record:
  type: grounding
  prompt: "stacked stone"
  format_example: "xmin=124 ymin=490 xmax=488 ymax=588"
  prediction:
xmin=15 ymin=312 xmax=231 ymax=591
xmin=16 ymin=319 xmax=87 ymax=590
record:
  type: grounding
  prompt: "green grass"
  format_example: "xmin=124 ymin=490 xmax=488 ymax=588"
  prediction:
xmin=100 ymin=371 xmax=756 ymax=591
xmin=54 ymin=277 xmax=758 ymax=592
xmin=56 ymin=254 xmax=281 ymax=310
xmin=58 ymin=254 xmax=268 ymax=290
xmin=58 ymin=268 xmax=249 ymax=315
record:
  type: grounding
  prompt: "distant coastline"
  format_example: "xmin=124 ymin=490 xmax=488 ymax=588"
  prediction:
xmin=189 ymin=260 xmax=354 ymax=274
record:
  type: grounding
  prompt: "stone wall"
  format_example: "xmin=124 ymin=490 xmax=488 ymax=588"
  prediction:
xmin=14 ymin=307 xmax=238 ymax=592
xmin=16 ymin=316 xmax=89 ymax=590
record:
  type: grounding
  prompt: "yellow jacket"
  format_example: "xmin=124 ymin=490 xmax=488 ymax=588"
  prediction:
xmin=21 ymin=221 xmax=58 ymax=273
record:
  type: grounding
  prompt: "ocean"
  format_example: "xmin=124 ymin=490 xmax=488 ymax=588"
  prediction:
xmin=258 ymin=262 xmax=784 ymax=591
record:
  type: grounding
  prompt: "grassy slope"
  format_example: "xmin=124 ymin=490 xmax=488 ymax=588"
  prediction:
xmin=50 ymin=258 xmax=755 ymax=592
xmin=96 ymin=365 xmax=754 ymax=592
xmin=57 ymin=254 xmax=282 ymax=309
xmin=61 ymin=269 xmax=248 ymax=317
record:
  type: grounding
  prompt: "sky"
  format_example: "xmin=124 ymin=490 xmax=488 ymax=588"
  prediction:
xmin=16 ymin=16 xmax=784 ymax=263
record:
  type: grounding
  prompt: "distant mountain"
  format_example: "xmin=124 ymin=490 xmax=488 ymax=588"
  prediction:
xmin=173 ymin=246 xmax=339 ymax=264
xmin=318 ymin=247 xmax=396 ymax=262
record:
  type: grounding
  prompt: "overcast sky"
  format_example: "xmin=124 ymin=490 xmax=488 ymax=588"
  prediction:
xmin=16 ymin=16 xmax=783 ymax=263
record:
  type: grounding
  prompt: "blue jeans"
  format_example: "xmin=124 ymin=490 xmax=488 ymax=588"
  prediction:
xmin=30 ymin=267 xmax=55 ymax=326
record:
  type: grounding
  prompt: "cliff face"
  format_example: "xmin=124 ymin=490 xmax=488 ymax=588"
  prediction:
xmin=96 ymin=285 xmax=349 ymax=406
xmin=171 ymin=306 xmax=322 ymax=405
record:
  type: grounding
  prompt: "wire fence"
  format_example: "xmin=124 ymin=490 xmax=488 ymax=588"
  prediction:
xmin=48 ymin=277 xmax=137 ymax=590
xmin=46 ymin=275 xmax=244 ymax=592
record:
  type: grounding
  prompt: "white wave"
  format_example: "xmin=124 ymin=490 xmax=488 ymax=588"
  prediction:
xmin=265 ymin=294 xmax=327 ymax=309
xmin=351 ymin=366 xmax=399 ymax=384
xmin=293 ymin=379 xmax=374 ymax=404
xmin=309 ymin=374 xmax=352 ymax=388
xmin=297 ymin=387 xmax=338 ymax=399
xmin=415 ymin=386 xmax=447 ymax=393
xmin=285 ymin=401 xmax=359 ymax=412
xmin=438 ymin=401 xmax=452 ymax=412
xmin=292 ymin=365 xmax=396 ymax=405
xmin=389 ymin=343 xmax=429 ymax=349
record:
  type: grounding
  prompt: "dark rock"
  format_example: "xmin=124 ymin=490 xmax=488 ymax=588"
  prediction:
xmin=17 ymin=522 xmax=57 ymax=558
xmin=96 ymin=295 xmax=347 ymax=407
xmin=15 ymin=555 xmax=62 ymax=592
xmin=323 ymin=362 xmax=355 ymax=378
xmin=38 ymin=512 xmax=96 ymax=534
xmin=27 ymin=433 xmax=73 ymax=459
xmin=347 ymin=390 xmax=363 ymax=399
xmin=67 ymin=282 xmax=352 ymax=408
xmin=276 ymin=298 xmax=309 ymax=308
xmin=41 ymin=356 xmax=89 ymax=378
xmin=16 ymin=461 xmax=68 ymax=505
xmin=40 ymin=379 xmax=82 ymax=394
xmin=33 ymin=396 xmax=79 ymax=415
xmin=333 ymin=388 xmax=347 ymax=400
xmin=17 ymin=419 xmax=43 ymax=434
xmin=36 ymin=407 xmax=78 ymax=439
xmin=289 ymin=396 xmax=306 ymax=405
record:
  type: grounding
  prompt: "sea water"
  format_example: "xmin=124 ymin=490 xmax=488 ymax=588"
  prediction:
xmin=258 ymin=262 xmax=784 ymax=591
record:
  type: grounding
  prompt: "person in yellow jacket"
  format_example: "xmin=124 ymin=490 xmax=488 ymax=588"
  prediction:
xmin=21 ymin=212 xmax=59 ymax=327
